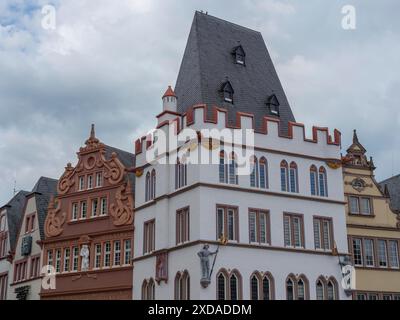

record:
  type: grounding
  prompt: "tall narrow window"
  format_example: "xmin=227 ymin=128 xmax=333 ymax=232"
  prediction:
xmin=216 ymin=206 xmax=238 ymax=242
xmin=259 ymin=157 xmax=268 ymax=189
xmin=280 ymin=161 xmax=289 ymax=192
xmin=72 ymin=203 xmax=78 ymax=221
xmin=352 ymin=238 xmax=363 ymax=266
xmin=151 ymin=170 xmax=156 ymax=200
xmin=229 ymin=154 xmax=238 ymax=185
xmin=286 ymin=278 xmax=294 ymax=300
xmin=174 ymin=271 xmax=190 ymax=300
xmin=248 ymin=210 xmax=270 ymax=244
xmin=176 ymin=207 xmax=190 ymax=245
xmin=364 ymin=239 xmax=375 ymax=267
xmin=55 ymin=249 xmax=61 ymax=273
xmin=79 ymin=176 xmax=85 ymax=191
xmin=349 ymin=196 xmax=359 ymax=214
xmin=327 ymin=279 xmax=337 ymax=300
xmin=144 ymin=220 xmax=156 ymax=254
xmin=87 ymin=175 xmax=93 ymax=189
xmin=388 ymin=240 xmax=399 ymax=268
xmin=95 ymin=244 xmax=102 ymax=269
xmin=72 ymin=247 xmax=79 ymax=271
xmin=96 ymin=172 xmax=103 ymax=187
xmin=114 ymin=241 xmax=121 ymax=266
xmin=47 ymin=250 xmax=53 ymax=267
xmin=175 ymin=158 xmax=187 ymax=189
xmin=360 ymin=198 xmax=371 ymax=215
xmin=250 ymin=275 xmax=259 ymax=300
xmin=219 ymin=151 xmax=228 ymax=183
xmin=104 ymin=242 xmax=111 ymax=267
xmin=250 ymin=157 xmax=258 ymax=188
xmin=63 ymin=248 xmax=70 ymax=272
xmin=262 ymin=274 xmax=272 ymax=300
xmin=100 ymin=198 xmax=107 ymax=216
xmin=310 ymin=165 xmax=318 ymax=196
xmin=145 ymin=172 xmax=151 ymax=202
xmin=318 ymin=167 xmax=328 ymax=197
xmin=316 ymin=279 xmax=324 ymax=300
xmin=284 ymin=214 xmax=304 ymax=248
xmin=289 ymin=162 xmax=298 ymax=193
xmin=313 ymin=217 xmax=333 ymax=250
xmin=217 ymin=273 xmax=226 ymax=300
xmin=124 ymin=240 xmax=132 ymax=265
xmin=80 ymin=201 xmax=87 ymax=219
xmin=91 ymin=199 xmax=98 ymax=217
xmin=230 ymin=274 xmax=238 ymax=300
xmin=297 ymin=279 xmax=305 ymax=300
xmin=378 ymin=240 xmax=388 ymax=267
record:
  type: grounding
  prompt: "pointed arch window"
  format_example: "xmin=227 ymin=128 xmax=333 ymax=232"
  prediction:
xmin=318 ymin=166 xmax=328 ymax=197
xmin=280 ymin=160 xmax=289 ymax=192
xmin=289 ymin=162 xmax=298 ymax=193
xmin=250 ymin=274 xmax=259 ymax=300
xmin=145 ymin=172 xmax=151 ymax=202
xmin=230 ymin=274 xmax=239 ymax=301
xmin=175 ymin=157 xmax=187 ymax=190
xmin=232 ymin=45 xmax=246 ymax=65
xmin=142 ymin=278 xmax=155 ymax=300
xmin=151 ymin=169 xmax=156 ymax=200
xmin=327 ymin=278 xmax=338 ymax=300
xmin=310 ymin=165 xmax=318 ymax=196
xmin=316 ymin=278 xmax=325 ymax=300
xmin=217 ymin=269 xmax=242 ymax=300
xmin=175 ymin=271 xmax=190 ymax=300
xmin=250 ymin=156 xmax=259 ymax=188
xmin=217 ymin=272 xmax=227 ymax=300
xmin=229 ymin=153 xmax=238 ymax=185
xmin=259 ymin=157 xmax=268 ymax=189
xmin=219 ymin=151 xmax=228 ymax=183
xmin=286 ymin=277 xmax=295 ymax=300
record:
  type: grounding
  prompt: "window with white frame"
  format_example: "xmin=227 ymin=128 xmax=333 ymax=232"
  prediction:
xmin=143 ymin=220 xmax=155 ymax=254
xmin=91 ymin=199 xmax=98 ymax=217
xmin=248 ymin=210 xmax=270 ymax=244
xmin=114 ymin=241 xmax=121 ymax=266
xmin=94 ymin=244 xmax=102 ymax=269
xmin=100 ymin=198 xmax=107 ymax=216
xmin=364 ymin=239 xmax=375 ymax=267
xmin=78 ymin=176 xmax=85 ymax=191
xmin=378 ymin=240 xmax=388 ymax=267
xmin=104 ymin=242 xmax=111 ymax=267
xmin=280 ymin=161 xmax=289 ymax=191
xmin=72 ymin=203 xmax=78 ymax=221
xmin=216 ymin=206 xmax=238 ymax=242
xmin=72 ymin=247 xmax=79 ymax=271
xmin=318 ymin=167 xmax=328 ymax=197
xmin=313 ymin=217 xmax=333 ymax=250
xmin=124 ymin=240 xmax=131 ymax=265
xmin=349 ymin=196 xmax=372 ymax=215
xmin=283 ymin=214 xmax=304 ymax=248
xmin=87 ymin=175 xmax=93 ymax=189
xmin=175 ymin=158 xmax=187 ymax=189
xmin=96 ymin=172 xmax=103 ymax=187
xmin=289 ymin=162 xmax=298 ymax=193
xmin=55 ymin=249 xmax=61 ymax=273
xmin=388 ymin=240 xmax=399 ymax=268
xmin=63 ymin=248 xmax=70 ymax=272
xmin=352 ymin=238 xmax=363 ymax=266
xmin=176 ymin=207 xmax=190 ymax=245
xmin=80 ymin=201 xmax=87 ymax=219
xmin=219 ymin=151 xmax=228 ymax=184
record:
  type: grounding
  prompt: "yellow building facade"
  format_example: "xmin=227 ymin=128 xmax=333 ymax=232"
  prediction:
xmin=343 ymin=131 xmax=400 ymax=300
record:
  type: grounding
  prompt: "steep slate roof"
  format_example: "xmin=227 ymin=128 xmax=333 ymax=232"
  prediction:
xmin=1 ymin=191 xmax=29 ymax=252
xmin=30 ymin=177 xmax=58 ymax=240
xmin=379 ymin=175 xmax=400 ymax=212
xmin=174 ymin=11 xmax=295 ymax=133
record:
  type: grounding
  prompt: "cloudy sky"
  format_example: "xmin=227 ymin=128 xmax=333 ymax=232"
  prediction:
xmin=0 ymin=0 xmax=399 ymax=204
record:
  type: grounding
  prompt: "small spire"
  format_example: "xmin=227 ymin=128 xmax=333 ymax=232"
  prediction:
xmin=384 ymin=184 xmax=390 ymax=197
xmin=90 ymin=124 xmax=96 ymax=139
xmin=369 ymin=156 xmax=375 ymax=169
xmin=353 ymin=129 xmax=359 ymax=144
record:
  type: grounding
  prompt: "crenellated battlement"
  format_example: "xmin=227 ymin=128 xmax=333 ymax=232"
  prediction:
xmin=134 ymin=105 xmax=341 ymax=162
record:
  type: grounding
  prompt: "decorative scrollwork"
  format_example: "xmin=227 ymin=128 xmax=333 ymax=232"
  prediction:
xmin=57 ymin=163 xmax=76 ymax=195
xmin=102 ymin=151 xmax=125 ymax=185
xmin=44 ymin=196 xmax=66 ymax=238
xmin=110 ymin=181 xmax=134 ymax=226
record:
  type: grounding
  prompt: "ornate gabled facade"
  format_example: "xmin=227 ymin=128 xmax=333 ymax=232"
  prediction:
xmin=343 ymin=130 xmax=400 ymax=300
xmin=40 ymin=125 xmax=135 ymax=300
xmin=0 ymin=191 xmax=29 ymax=300
xmin=7 ymin=177 xmax=57 ymax=300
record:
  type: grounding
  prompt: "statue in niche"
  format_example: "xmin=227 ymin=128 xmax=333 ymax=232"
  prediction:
xmin=80 ymin=245 xmax=90 ymax=272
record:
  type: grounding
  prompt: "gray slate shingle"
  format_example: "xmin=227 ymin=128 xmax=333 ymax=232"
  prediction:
xmin=174 ymin=11 xmax=295 ymax=134
xmin=379 ymin=174 xmax=400 ymax=211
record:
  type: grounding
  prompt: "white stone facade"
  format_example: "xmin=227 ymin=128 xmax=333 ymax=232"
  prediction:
xmin=132 ymin=106 xmax=350 ymax=300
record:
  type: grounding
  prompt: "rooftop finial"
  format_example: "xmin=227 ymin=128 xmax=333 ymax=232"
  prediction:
xmin=82 ymin=123 xmax=102 ymax=151
xmin=353 ymin=129 xmax=359 ymax=144
xmin=90 ymin=124 xmax=96 ymax=139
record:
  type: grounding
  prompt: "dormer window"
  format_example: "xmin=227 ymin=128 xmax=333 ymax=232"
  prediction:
xmin=221 ymin=80 xmax=234 ymax=104
xmin=266 ymin=94 xmax=280 ymax=116
xmin=232 ymin=45 xmax=246 ymax=65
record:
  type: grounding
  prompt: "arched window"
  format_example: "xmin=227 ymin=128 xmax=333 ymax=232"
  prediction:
xmin=230 ymin=274 xmax=239 ymax=301
xmin=142 ymin=278 xmax=155 ymax=300
xmin=280 ymin=161 xmax=289 ymax=192
xmin=316 ymin=278 xmax=325 ymax=300
xmin=219 ymin=151 xmax=228 ymax=183
xmin=175 ymin=271 xmax=190 ymax=300
xmin=262 ymin=273 xmax=274 ymax=300
xmin=286 ymin=277 xmax=294 ymax=300
xmin=175 ymin=158 xmax=187 ymax=190
xmin=145 ymin=172 xmax=151 ymax=202
xmin=327 ymin=277 xmax=338 ymax=300
xmin=318 ymin=167 xmax=328 ymax=197
xmin=297 ymin=275 xmax=309 ymax=300
xmin=250 ymin=156 xmax=259 ymax=188
xmin=217 ymin=269 xmax=241 ymax=300
xmin=229 ymin=153 xmax=238 ymax=185
xmin=151 ymin=169 xmax=156 ymax=200
xmin=217 ymin=272 xmax=227 ymax=300
xmin=289 ymin=162 xmax=298 ymax=193
xmin=250 ymin=274 xmax=260 ymax=300
xmin=310 ymin=165 xmax=318 ymax=196
xmin=259 ymin=157 xmax=268 ymax=189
